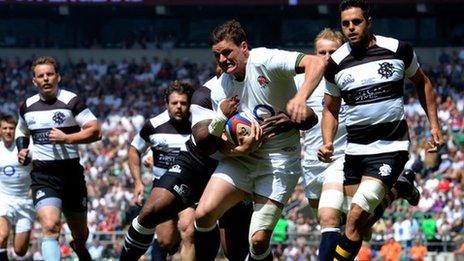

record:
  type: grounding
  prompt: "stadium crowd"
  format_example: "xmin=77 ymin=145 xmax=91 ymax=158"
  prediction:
xmin=0 ymin=49 xmax=462 ymax=260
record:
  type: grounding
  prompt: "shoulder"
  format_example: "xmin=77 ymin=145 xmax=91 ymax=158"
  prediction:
xmin=375 ymin=35 xmax=401 ymax=53
xmin=330 ymin=42 xmax=352 ymax=65
xmin=57 ymin=89 xmax=79 ymax=105
xmin=24 ymin=94 xmax=41 ymax=108
xmin=149 ymin=110 xmax=171 ymax=129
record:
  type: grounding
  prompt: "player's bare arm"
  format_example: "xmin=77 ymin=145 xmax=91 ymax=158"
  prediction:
xmin=49 ymin=120 xmax=101 ymax=144
xmin=287 ymin=54 xmax=326 ymax=124
xmin=261 ymin=107 xmax=318 ymax=139
xmin=408 ymin=68 xmax=444 ymax=151
xmin=318 ymin=94 xmax=341 ymax=163
xmin=128 ymin=146 xmax=145 ymax=206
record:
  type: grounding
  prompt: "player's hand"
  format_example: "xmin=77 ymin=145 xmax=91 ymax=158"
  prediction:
xmin=317 ymin=143 xmax=334 ymax=163
xmin=286 ymin=96 xmax=308 ymax=124
xmin=143 ymin=155 xmax=154 ymax=168
xmin=49 ymin=128 xmax=68 ymax=144
xmin=261 ymin=112 xmax=294 ymax=139
xmin=236 ymin=121 xmax=263 ymax=155
xmin=219 ymin=96 xmax=240 ymax=118
xmin=18 ymin=148 xmax=31 ymax=165
xmin=133 ymin=181 xmax=145 ymax=207
xmin=427 ymin=127 xmax=444 ymax=153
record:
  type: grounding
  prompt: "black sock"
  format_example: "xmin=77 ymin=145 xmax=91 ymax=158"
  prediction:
xmin=0 ymin=250 xmax=8 ymax=261
xmin=150 ymin=239 xmax=167 ymax=261
xmin=194 ymin=223 xmax=220 ymax=261
xmin=69 ymin=241 xmax=92 ymax=261
xmin=318 ymin=229 xmax=341 ymax=261
xmin=120 ymin=217 xmax=155 ymax=261
xmin=333 ymin=234 xmax=362 ymax=261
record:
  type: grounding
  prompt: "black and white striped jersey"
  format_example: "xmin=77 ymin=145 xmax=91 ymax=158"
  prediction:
xmin=130 ymin=110 xmax=191 ymax=179
xmin=17 ymin=89 xmax=98 ymax=161
xmin=324 ymin=35 xmax=419 ymax=155
xmin=185 ymin=76 xmax=222 ymax=162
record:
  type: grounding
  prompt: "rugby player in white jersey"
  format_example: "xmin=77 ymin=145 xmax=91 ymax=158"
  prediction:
xmin=0 ymin=115 xmax=34 ymax=260
xmin=128 ymin=81 xmax=194 ymax=260
xmin=16 ymin=56 xmax=101 ymax=261
xmin=295 ymin=28 xmax=347 ymax=261
xmin=193 ymin=20 xmax=324 ymax=261
xmin=319 ymin=1 xmax=443 ymax=260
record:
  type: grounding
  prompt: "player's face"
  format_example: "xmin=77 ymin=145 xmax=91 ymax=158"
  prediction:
xmin=315 ymin=38 xmax=340 ymax=62
xmin=167 ymin=92 xmax=189 ymax=121
xmin=0 ymin=121 xmax=15 ymax=145
xmin=32 ymin=64 xmax=61 ymax=100
xmin=212 ymin=39 xmax=248 ymax=80
xmin=341 ymin=7 xmax=371 ymax=47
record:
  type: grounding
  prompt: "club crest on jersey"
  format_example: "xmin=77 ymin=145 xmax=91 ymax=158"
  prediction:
xmin=52 ymin=111 xmax=66 ymax=125
xmin=378 ymin=62 xmax=395 ymax=79
xmin=257 ymin=75 xmax=269 ymax=87
xmin=36 ymin=190 xmax=45 ymax=199
xmin=379 ymin=164 xmax=392 ymax=177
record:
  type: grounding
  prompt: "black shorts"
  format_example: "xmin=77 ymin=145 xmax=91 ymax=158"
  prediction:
xmin=30 ymin=159 xmax=87 ymax=212
xmin=343 ymin=151 xmax=409 ymax=188
xmin=155 ymin=151 xmax=218 ymax=209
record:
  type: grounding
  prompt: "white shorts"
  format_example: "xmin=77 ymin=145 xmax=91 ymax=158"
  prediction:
xmin=212 ymin=155 xmax=301 ymax=204
xmin=0 ymin=192 xmax=35 ymax=233
xmin=302 ymin=155 xmax=345 ymax=199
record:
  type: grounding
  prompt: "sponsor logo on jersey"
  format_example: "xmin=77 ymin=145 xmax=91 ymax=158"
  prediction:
xmin=257 ymin=75 xmax=269 ymax=87
xmin=378 ymin=62 xmax=395 ymax=79
xmin=52 ymin=111 xmax=66 ymax=125
xmin=379 ymin=163 xmax=392 ymax=177
xmin=27 ymin=118 xmax=36 ymax=126
xmin=168 ymin=164 xmax=182 ymax=174
xmin=342 ymin=74 xmax=355 ymax=87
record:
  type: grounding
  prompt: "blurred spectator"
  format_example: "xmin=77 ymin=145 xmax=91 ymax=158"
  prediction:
xmin=356 ymin=241 xmax=373 ymax=261
xmin=409 ymin=239 xmax=428 ymax=261
xmin=379 ymin=236 xmax=402 ymax=261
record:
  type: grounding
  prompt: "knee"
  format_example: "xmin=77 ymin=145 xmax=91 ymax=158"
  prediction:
xmin=250 ymin=231 xmax=270 ymax=253
xmin=41 ymin=219 xmax=61 ymax=236
xmin=318 ymin=211 xmax=340 ymax=228
xmin=156 ymin=236 xmax=177 ymax=250
xmin=194 ymin=206 xmax=216 ymax=227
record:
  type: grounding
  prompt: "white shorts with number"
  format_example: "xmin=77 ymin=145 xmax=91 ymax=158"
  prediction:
xmin=302 ymin=155 xmax=345 ymax=199
xmin=0 ymin=191 xmax=35 ymax=233
xmin=212 ymin=154 xmax=301 ymax=204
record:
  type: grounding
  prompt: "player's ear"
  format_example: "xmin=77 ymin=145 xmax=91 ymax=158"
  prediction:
xmin=57 ymin=73 xmax=61 ymax=83
xmin=367 ymin=16 xmax=372 ymax=29
xmin=32 ymin=77 xmax=38 ymax=87
xmin=240 ymin=41 xmax=248 ymax=52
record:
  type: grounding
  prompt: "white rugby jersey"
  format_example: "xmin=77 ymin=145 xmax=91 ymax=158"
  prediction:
xmin=17 ymin=89 xmax=98 ymax=161
xmin=211 ymin=47 xmax=304 ymax=158
xmin=0 ymin=141 xmax=32 ymax=197
xmin=131 ymin=110 xmax=190 ymax=179
xmin=324 ymin=35 xmax=419 ymax=155
xmin=294 ymin=75 xmax=347 ymax=160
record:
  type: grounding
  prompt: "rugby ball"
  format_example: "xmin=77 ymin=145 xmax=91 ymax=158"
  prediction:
xmin=225 ymin=112 xmax=253 ymax=145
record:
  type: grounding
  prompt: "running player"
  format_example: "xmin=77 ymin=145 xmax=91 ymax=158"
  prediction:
xmin=193 ymin=20 xmax=324 ymax=261
xmin=128 ymin=81 xmax=194 ymax=260
xmin=0 ymin=115 xmax=34 ymax=260
xmin=16 ymin=56 xmax=101 ymax=261
xmin=319 ymin=1 xmax=443 ymax=260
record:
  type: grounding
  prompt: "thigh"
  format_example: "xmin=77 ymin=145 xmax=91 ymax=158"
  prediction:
xmin=62 ymin=166 xmax=88 ymax=213
xmin=14 ymin=199 xmax=35 ymax=234
xmin=0 ymin=216 xmax=10 ymax=244
xmin=301 ymin=160 xmax=326 ymax=200
xmin=30 ymin=170 xmax=63 ymax=210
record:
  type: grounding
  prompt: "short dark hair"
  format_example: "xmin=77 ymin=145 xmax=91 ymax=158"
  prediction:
xmin=0 ymin=114 xmax=17 ymax=126
xmin=31 ymin=56 xmax=60 ymax=77
xmin=209 ymin=20 xmax=248 ymax=47
xmin=339 ymin=0 xmax=370 ymax=19
xmin=164 ymin=80 xmax=194 ymax=104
